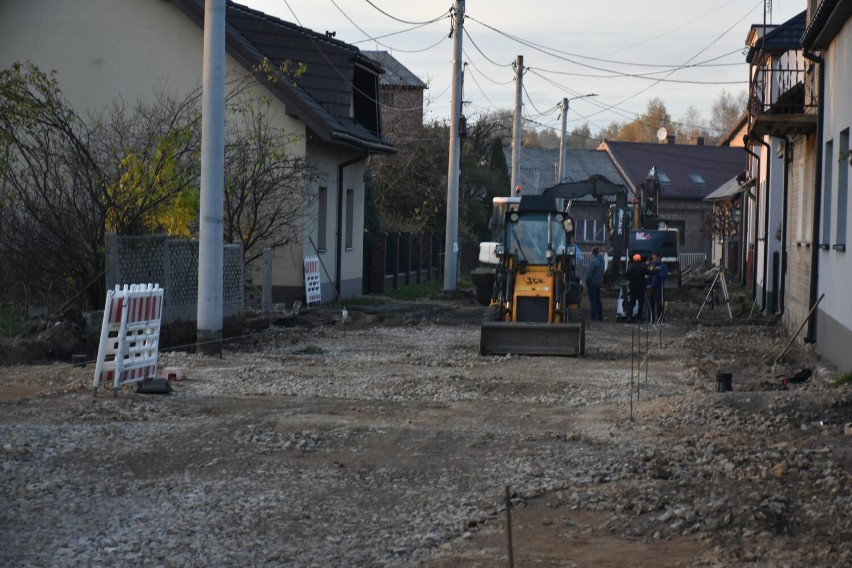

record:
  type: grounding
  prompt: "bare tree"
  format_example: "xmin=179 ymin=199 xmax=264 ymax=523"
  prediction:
xmin=223 ymin=102 xmax=316 ymax=263
xmin=1 ymin=61 xmax=316 ymax=308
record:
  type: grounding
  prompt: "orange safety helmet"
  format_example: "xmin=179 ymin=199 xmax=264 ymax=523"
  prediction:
xmin=632 ymin=254 xmax=642 ymax=262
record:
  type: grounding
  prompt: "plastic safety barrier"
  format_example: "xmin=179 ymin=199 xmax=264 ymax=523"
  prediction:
xmin=92 ymin=284 xmax=164 ymax=398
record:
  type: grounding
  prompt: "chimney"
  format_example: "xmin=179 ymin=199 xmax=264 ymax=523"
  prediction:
xmin=667 ymin=135 xmax=675 ymax=145
xmin=696 ymin=136 xmax=705 ymax=146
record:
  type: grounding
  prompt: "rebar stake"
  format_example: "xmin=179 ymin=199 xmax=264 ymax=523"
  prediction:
xmin=505 ymin=485 xmax=515 ymax=568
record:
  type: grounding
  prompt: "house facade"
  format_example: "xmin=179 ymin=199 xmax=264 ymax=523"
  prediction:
xmin=746 ymin=1 xmax=852 ymax=370
xmin=704 ymin=114 xmax=748 ymax=275
xmin=501 ymin=146 xmax=632 ymax=253
xmin=0 ymin=0 xmax=394 ymax=305
xmin=804 ymin=0 xmax=852 ymax=369
xmin=745 ymin=11 xmax=813 ymax=315
xmin=598 ymin=140 xmax=745 ymax=256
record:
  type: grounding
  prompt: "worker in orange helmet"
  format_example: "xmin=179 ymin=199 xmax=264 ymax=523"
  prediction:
xmin=626 ymin=253 xmax=650 ymax=322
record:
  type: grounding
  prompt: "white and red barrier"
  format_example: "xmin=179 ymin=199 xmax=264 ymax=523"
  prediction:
xmin=92 ymin=284 xmax=164 ymax=398
xmin=303 ymin=255 xmax=322 ymax=306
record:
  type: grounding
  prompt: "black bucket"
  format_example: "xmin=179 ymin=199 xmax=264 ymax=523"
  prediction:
xmin=716 ymin=372 xmax=733 ymax=393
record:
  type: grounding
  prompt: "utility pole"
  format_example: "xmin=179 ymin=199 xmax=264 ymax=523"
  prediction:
xmin=197 ymin=0 xmax=225 ymax=356
xmin=510 ymin=55 xmax=523 ymax=195
xmin=443 ymin=0 xmax=464 ymax=293
xmin=557 ymin=93 xmax=597 ymax=185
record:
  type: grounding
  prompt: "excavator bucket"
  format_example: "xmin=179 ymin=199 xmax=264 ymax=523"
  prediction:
xmin=479 ymin=321 xmax=585 ymax=356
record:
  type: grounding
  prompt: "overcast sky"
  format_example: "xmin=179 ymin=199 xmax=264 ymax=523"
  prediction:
xmin=244 ymin=0 xmax=798 ymax=136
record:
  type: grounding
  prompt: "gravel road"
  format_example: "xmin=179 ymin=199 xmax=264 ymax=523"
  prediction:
xmin=1 ymin=299 xmax=850 ymax=567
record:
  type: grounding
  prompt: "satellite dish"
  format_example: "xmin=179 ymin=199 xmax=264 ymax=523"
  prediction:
xmin=656 ymin=127 xmax=668 ymax=142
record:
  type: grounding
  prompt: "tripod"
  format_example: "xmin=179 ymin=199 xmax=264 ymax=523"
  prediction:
xmin=695 ymin=268 xmax=732 ymax=321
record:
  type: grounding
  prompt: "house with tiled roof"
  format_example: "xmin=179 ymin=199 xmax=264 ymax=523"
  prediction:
xmin=0 ymin=0 xmax=395 ymax=304
xmin=501 ymin=146 xmax=632 ymax=251
xmin=744 ymin=10 xmax=812 ymax=317
xmin=362 ymin=51 xmax=427 ymax=144
xmin=746 ymin=1 xmax=852 ymax=370
xmin=598 ymin=140 xmax=744 ymax=256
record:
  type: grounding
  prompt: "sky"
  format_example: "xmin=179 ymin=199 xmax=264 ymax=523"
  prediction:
xmin=244 ymin=0 xmax=799 ymax=136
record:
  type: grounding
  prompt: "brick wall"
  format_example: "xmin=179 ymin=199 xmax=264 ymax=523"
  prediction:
xmin=105 ymin=234 xmax=244 ymax=324
xmin=380 ymin=87 xmax=424 ymax=145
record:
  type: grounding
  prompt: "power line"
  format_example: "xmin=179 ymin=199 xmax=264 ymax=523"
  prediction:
xmin=464 ymin=65 xmax=501 ymax=111
xmin=466 ymin=15 xmax=749 ymax=85
xmin=521 ymin=82 xmax=557 ymax=118
xmin=350 ymin=20 xmax=436 ymax=45
xmin=462 ymin=52 xmax=514 ymax=85
xmin=329 ymin=0 xmax=449 ymax=54
xmin=362 ymin=0 xmax=450 ymax=26
xmin=462 ymin=28 xmax=513 ymax=68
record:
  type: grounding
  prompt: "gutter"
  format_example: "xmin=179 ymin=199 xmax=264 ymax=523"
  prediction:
xmin=336 ymin=153 xmax=368 ymax=304
xmin=802 ymin=50 xmax=824 ymax=343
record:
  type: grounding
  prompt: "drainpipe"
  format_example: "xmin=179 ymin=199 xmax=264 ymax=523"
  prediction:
xmin=803 ymin=50 xmax=824 ymax=343
xmin=336 ymin=152 xmax=367 ymax=305
xmin=744 ymin=143 xmax=761 ymax=296
xmin=779 ymin=137 xmax=791 ymax=315
xmin=748 ymin=134 xmax=772 ymax=312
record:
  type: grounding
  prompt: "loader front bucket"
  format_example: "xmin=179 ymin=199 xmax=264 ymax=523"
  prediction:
xmin=479 ymin=321 xmax=585 ymax=356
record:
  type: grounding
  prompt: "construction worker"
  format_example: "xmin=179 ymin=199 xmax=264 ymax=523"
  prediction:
xmin=585 ymin=247 xmax=605 ymax=321
xmin=647 ymin=252 xmax=668 ymax=321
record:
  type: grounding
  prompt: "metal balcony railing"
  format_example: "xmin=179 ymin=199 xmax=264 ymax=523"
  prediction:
xmin=748 ymin=64 xmax=818 ymax=117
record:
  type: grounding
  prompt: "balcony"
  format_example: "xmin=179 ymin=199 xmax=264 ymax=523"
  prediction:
xmin=748 ymin=64 xmax=818 ymax=138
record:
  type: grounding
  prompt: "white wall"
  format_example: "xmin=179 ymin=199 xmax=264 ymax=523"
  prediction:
xmin=0 ymin=0 xmax=379 ymax=303
xmin=0 ymin=0 xmax=299 ymax=139
xmin=816 ymin=16 xmax=852 ymax=367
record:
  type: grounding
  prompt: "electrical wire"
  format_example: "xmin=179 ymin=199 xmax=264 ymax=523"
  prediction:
xmin=521 ymin=82 xmax=557 ymax=119
xmin=362 ymin=0 xmax=450 ymax=26
xmin=601 ymin=0 xmax=741 ymax=57
xmin=464 ymin=66 xmax=500 ymax=111
xmin=462 ymin=52 xmax=514 ymax=85
xmin=350 ymin=20 xmax=435 ymax=45
xmin=462 ymin=28 xmax=513 ymax=68
xmin=329 ymin=0 xmax=449 ymax=54
xmin=279 ymin=1 xmax=441 ymax=114
xmin=466 ymin=15 xmax=750 ymax=85
xmin=466 ymin=2 xmax=760 ymax=71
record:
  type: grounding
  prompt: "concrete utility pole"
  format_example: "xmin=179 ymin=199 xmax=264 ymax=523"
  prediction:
xmin=557 ymin=93 xmax=597 ymax=184
xmin=510 ymin=55 xmax=523 ymax=195
xmin=443 ymin=0 xmax=464 ymax=293
xmin=197 ymin=0 xmax=225 ymax=356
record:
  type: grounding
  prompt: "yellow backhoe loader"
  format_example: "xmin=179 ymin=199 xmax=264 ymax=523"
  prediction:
xmin=479 ymin=195 xmax=585 ymax=356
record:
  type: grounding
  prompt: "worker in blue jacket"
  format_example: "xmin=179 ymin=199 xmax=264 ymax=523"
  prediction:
xmin=585 ymin=247 xmax=605 ymax=321
xmin=647 ymin=252 xmax=668 ymax=321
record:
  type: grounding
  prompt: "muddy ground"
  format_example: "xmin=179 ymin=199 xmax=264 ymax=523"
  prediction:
xmin=1 ymin=288 xmax=850 ymax=567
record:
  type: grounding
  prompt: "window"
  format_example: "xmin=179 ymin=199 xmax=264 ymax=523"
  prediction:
xmin=345 ymin=188 xmax=354 ymax=250
xmin=823 ymin=140 xmax=833 ymax=246
xmin=838 ymin=128 xmax=849 ymax=247
xmin=317 ymin=187 xmax=328 ymax=251
xmin=688 ymin=173 xmax=707 ymax=187
xmin=575 ymin=219 xmax=606 ymax=244
xmin=657 ymin=171 xmax=672 ymax=184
